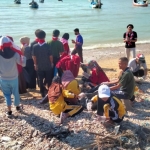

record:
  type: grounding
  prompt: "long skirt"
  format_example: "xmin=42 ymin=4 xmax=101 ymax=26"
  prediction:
xmin=24 ymin=59 xmax=36 ymax=89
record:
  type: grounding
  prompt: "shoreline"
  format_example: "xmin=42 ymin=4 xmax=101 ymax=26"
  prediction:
xmin=82 ymin=42 xmax=150 ymax=63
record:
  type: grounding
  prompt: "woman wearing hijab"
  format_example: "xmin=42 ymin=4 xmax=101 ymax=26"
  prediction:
xmin=20 ymin=37 xmax=36 ymax=89
xmin=61 ymin=70 xmax=81 ymax=104
xmin=82 ymin=60 xmax=110 ymax=86
xmin=48 ymin=76 xmax=83 ymax=123
xmin=0 ymin=36 xmax=26 ymax=116
xmin=60 ymin=33 xmax=70 ymax=58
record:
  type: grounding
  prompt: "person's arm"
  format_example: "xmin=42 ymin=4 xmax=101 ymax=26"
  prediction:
xmin=62 ymin=90 xmax=75 ymax=98
xmin=130 ymin=32 xmax=137 ymax=43
xmin=123 ymin=33 xmax=127 ymax=42
xmin=110 ymin=83 xmax=121 ymax=91
xmin=15 ymin=53 xmax=26 ymax=67
xmin=144 ymin=68 xmax=148 ymax=76
xmin=91 ymin=95 xmax=98 ymax=103
xmin=59 ymin=42 xmax=64 ymax=55
xmin=142 ymin=63 xmax=148 ymax=77
xmin=32 ymin=46 xmax=37 ymax=70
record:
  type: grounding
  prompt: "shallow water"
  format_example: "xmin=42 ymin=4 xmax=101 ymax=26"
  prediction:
xmin=0 ymin=0 xmax=150 ymax=49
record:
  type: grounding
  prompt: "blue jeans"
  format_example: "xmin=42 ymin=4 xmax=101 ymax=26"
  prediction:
xmin=0 ymin=78 xmax=20 ymax=106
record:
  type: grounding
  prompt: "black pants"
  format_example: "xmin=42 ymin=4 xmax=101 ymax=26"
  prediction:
xmin=37 ymin=70 xmax=52 ymax=97
xmin=24 ymin=59 xmax=36 ymax=89
xmin=133 ymin=69 xmax=144 ymax=77
xmin=71 ymin=47 xmax=83 ymax=63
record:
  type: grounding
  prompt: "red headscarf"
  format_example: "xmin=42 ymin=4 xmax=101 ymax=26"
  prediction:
xmin=0 ymin=36 xmax=23 ymax=73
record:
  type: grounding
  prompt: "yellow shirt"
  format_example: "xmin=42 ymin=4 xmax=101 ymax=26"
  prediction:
xmin=65 ymin=80 xmax=81 ymax=95
xmin=49 ymin=90 xmax=74 ymax=115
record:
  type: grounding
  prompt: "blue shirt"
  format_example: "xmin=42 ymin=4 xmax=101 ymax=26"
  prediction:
xmin=76 ymin=34 xmax=83 ymax=48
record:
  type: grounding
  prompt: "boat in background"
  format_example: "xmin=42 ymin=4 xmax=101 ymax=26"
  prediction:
xmin=90 ymin=1 xmax=102 ymax=8
xmin=133 ymin=0 xmax=148 ymax=7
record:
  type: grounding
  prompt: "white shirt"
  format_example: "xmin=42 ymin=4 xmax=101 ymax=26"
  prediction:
xmin=128 ymin=58 xmax=147 ymax=72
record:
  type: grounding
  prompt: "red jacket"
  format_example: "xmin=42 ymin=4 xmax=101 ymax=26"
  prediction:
xmin=89 ymin=68 xmax=110 ymax=85
xmin=56 ymin=55 xmax=80 ymax=77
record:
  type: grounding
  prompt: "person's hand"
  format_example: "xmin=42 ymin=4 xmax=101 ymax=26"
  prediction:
xmin=83 ymin=72 xmax=90 ymax=79
xmin=142 ymin=75 xmax=146 ymax=80
xmin=34 ymin=65 xmax=37 ymax=71
xmin=87 ymin=102 xmax=92 ymax=111
xmin=71 ymin=39 xmax=75 ymax=44
xmin=101 ymin=82 xmax=109 ymax=85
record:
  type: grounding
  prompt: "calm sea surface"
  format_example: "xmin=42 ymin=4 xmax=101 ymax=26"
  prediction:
xmin=0 ymin=0 xmax=150 ymax=49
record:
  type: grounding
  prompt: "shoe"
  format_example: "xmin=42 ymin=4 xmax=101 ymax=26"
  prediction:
xmin=60 ymin=112 xmax=68 ymax=124
xmin=6 ymin=111 xmax=12 ymax=117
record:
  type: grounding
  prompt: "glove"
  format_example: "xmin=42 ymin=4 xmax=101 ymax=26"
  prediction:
xmin=87 ymin=102 xmax=92 ymax=111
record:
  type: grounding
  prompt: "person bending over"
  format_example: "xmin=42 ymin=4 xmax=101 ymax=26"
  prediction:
xmin=88 ymin=85 xmax=126 ymax=123
xmin=48 ymin=77 xmax=83 ymax=123
xmin=61 ymin=70 xmax=81 ymax=104
xmin=128 ymin=54 xmax=147 ymax=80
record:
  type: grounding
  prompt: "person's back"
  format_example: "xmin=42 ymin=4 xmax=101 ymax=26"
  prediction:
xmin=32 ymin=43 xmax=52 ymax=71
xmin=119 ymin=69 xmax=135 ymax=99
xmin=47 ymin=40 xmax=64 ymax=58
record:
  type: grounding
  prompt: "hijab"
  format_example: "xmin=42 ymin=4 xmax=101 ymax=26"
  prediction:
xmin=61 ymin=70 xmax=75 ymax=88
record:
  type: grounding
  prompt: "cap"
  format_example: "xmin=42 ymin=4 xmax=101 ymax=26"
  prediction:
xmin=136 ymin=54 xmax=145 ymax=61
xmin=98 ymin=85 xmax=110 ymax=98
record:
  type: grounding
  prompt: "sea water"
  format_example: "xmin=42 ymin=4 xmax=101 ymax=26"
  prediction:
xmin=0 ymin=0 xmax=150 ymax=49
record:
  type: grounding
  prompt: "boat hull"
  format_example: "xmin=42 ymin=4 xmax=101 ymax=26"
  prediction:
xmin=133 ymin=1 xmax=148 ymax=7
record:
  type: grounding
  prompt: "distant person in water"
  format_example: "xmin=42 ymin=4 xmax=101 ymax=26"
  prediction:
xmin=29 ymin=0 xmax=38 ymax=5
xmin=123 ymin=24 xmax=137 ymax=60
xmin=71 ymin=28 xmax=84 ymax=63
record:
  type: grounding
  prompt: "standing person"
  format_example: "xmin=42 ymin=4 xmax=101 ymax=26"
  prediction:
xmin=71 ymin=28 xmax=83 ymax=63
xmin=60 ymin=33 xmax=70 ymax=58
xmin=32 ymin=30 xmax=53 ymax=98
xmin=128 ymin=54 xmax=148 ymax=79
xmin=20 ymin=36 xmax=36 ymax=89
xmin=30 ymin=29 xmax=42 ymax=87
xmin=123 ymin=24 xmax=137 ymax=60
xmin=0 ymin=36 xmax=26 ymax=116
xmin=47 ymin=29 xmax=64 ymax=77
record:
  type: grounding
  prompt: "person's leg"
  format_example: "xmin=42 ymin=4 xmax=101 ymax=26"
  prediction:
xmin=45 ymin=69 xmax=53 ymax=88
xmin=76 ymin=48 xmax=83 ymax=63
xmin=0 ymin=79 xmax=12 ymax=113
xmin=11 ymin=78 xmax=20 ymax=107
xmin=71 ymin=49 xmax=77 ymax=55
xmin=60 ymin=105 xmax=83 ymax=123
xmin=131 ymin=48 xmax=136 ymax=58
xmin=37 ymin=71 xmax=45 ymax=97
xmin=138 ymin=69 xmax=144 ymax=77
xmin=125 ymin=48 xmax=130 ymax=60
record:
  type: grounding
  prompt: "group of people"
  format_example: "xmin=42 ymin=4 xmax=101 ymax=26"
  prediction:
xmin=0 ymin=24 xmax=148 ymax=124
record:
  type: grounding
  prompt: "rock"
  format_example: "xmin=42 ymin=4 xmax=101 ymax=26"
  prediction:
xmin=1 ymin=136 xmax=11 ymax=142
xmin=32 ymin=130 xmax=38 ymax=137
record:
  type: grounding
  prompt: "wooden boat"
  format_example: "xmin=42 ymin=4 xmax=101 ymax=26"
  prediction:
xmin=133 ymin=1 xmax=148 ymax=7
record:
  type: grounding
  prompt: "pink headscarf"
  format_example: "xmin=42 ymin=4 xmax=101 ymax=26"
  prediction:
xmin=61 ymin=70 xmax=75 ymax=88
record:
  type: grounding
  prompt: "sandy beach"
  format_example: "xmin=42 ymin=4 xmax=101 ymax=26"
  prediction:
xmin=0 ymin=43 xmax=150 ymax=150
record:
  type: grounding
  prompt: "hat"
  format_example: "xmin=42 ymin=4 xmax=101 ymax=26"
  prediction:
xmin=127 ymin=24 xmax=134 ymax=29
xmin=136 ymin=54 xmax=145 ymax=61
xmin=53 ymin=29 xmax=60 ymax=37
xmin=98 ymin=85 xmax=110 ymax=98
